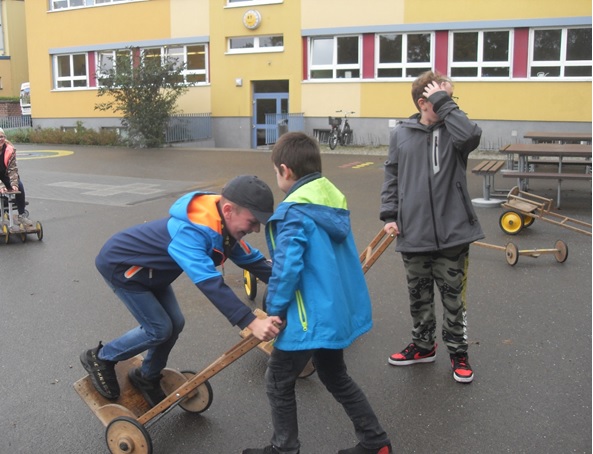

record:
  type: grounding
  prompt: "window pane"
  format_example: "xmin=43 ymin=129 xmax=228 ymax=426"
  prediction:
xmin=406 ymin=67 xmax=431 ymax=77
xmin=533 ymin=29 xmax=561 ymax=61
xmin=57 ymin=80 xmax=72 ymax=88
xmin=57 ymin=55 xmax=71 ymax=77
xmin=565 ymin=66 xmax=592 ymax=77
xmin=167 ymin=46 xmax=184 ymax=68
xmin=566 ymin=28 xmax=592 ymax=61
xmin=483 ymin=31 xmax=509 ymax=61
xmin=71 ymin=0 xmax=84 ymax=5
xmin=530 ymin=66 xmax=561 ymax=77
xmin=337 ymin=36 xmax=358 ymax=64
xmin=453 ymin=32 xmax=478 ymax=62
xmin=99 ymin=52 xmax=114 ymax=71
xmin=337 ymin=69 xmax=360 ymax=78
xmin=187 ymin=45 xmax=205 ymax=70
xmin=187 ymin=74 xmax=207 ymax=83
xmin=379 ymin=34 xmax=402 ymax=63
xmin=310 ymin=69 xmax=333 ymax=79
xmin=311 ymin=38 xmax=333 ymax=65
xmin=230 ymin=37 xmax=254 ymax=49
xmin=451 ymin=67 xmax=478 ymax=77
xmin=378 ymin=68 xmax=403 ymax=78
xmin=481 ymin=66 xmax=509 ymax=77
xmin=407 ymin=33 xmax=431 ymax=63
xmin=260 ymin=36 xmax=283 ymax=47
xmin=73 ymin=54 xmax=87 ymax=77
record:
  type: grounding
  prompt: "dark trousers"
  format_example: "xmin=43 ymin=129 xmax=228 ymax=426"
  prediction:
xmin=0 ymin=178 xmax=26 ymax=215
xmin=266 ymin=348 xmax=390 ymax=453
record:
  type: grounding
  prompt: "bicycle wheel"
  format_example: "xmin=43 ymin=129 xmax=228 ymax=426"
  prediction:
xmin=329 ymin=132 xmax=338 ymax=150
xmin=340 ymin=125 xmax=351 ymax=146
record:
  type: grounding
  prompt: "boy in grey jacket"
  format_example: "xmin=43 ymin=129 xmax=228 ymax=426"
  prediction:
xmin=380 ymin=71 xmax=484 ymax=383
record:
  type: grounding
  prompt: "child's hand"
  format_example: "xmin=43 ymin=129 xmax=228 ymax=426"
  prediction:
xmin=384 ymin=222 xmax=399 ymax=237
xmin=423 ymin=81 xmax=453 ymax=99
xmin=248 ymin=316 xmax=283 ymax=341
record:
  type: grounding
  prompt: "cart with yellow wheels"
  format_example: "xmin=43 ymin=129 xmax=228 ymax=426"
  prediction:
xmin=1 ymin=192 xmax=43 ymax=244
xmin=499 ymin=187 xmax=591 ymax=236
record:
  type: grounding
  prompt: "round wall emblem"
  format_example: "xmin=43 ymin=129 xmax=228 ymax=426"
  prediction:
xmin=243 ymin=9 xmax=262 ymax=30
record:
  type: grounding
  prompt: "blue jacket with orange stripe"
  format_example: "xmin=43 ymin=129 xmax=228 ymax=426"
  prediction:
xmin=95 ymin=191 xmax=270 ymax=328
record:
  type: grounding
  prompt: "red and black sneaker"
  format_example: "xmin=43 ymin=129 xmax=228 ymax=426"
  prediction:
xmin=451 ymin=353 xmax=474 ymax=383
xmin=388 ymin=342 xmax=437 ymax=366
xmin=338 ymin=442 xmax=393 ymax=454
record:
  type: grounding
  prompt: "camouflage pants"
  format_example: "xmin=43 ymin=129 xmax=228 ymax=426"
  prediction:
xmin=401 ymin=243 xmax=470 ymax=355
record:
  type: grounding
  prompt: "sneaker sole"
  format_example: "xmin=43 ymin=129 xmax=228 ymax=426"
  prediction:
xmin=453 ymin=372 xmax=474 ymax=383
xmin=80 ymin=353 xmax=120 ymax=400
xmin=388 ymin=355 xmax=436 ymax=366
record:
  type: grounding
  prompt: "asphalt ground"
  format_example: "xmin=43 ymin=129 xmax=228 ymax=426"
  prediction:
xmin=0 ymin=144 xmax=591 ymax=454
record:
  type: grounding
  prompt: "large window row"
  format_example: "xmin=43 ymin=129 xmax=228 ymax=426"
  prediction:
xmin=307 ymin=26 xmax=591 ymax=81
xmin=50 ymin=0 xmax=137 ymax=11
xmin=53 ymin=45 xmax=209 ymax=89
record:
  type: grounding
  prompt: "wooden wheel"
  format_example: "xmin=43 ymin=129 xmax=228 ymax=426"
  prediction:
xmin=499 ymin=210 xmax=524 ymax=235
xmin=19 ymin=224 xmax=27 ymax=243
xmin=178 ymin=371 xmax=214 ymax=413
xmin=105 ymin=416 xmax=152 ymax=454
xmin=554 ymin=240 xmax=568 ymax=263
xmin=298 ymin=359 xmax=316 ymax=379
xmin=243 ymin=270 xmax=257 ymax=300
xmin=505 ymin=242 xmax=519 ymax=266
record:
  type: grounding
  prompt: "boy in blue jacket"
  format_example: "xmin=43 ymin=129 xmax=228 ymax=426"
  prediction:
xmin=80 ymin=175 xmax=282 ymax=407
xmin=243 ymin=133 xmax=392 ymax=454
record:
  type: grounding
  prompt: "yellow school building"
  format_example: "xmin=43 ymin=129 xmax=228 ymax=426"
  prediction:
xmin=22 ymin=0 xmax=592 ymax=149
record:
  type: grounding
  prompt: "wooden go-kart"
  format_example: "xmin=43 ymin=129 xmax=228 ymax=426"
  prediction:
xmin=474 ymin=239 xmax=568 ymax=266
xmin=0 ymin=191 xmax=43 ymax=244
xmin=499 ymin=186 xmax=591 ymax=237
xmin=75 ymin=321 xmax=269 ymax=454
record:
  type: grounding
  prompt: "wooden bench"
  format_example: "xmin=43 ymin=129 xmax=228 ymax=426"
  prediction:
xmin=471 ymin=160 xmax=506 ymax=205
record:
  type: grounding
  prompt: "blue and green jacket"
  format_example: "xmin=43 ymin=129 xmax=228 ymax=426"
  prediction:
xmin=265 ymin=173 xmax=373 ymax=351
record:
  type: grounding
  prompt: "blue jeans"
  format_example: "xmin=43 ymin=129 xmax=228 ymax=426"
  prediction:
xmin=99 ymin=281 xmax=185 ymax=380
xmin=266 ymin=348 xmax=390 ymax=453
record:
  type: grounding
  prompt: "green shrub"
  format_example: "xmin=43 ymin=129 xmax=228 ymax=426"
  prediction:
xmin=6 ymin=123 xmax=123 ymax=146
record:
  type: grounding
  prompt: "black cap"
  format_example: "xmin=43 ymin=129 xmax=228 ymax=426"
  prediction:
xmin=222 ymin=175 xmax=274 ymax=224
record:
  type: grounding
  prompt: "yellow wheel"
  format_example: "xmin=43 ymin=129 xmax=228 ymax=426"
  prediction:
xmin=505 ymin=242 xmax=519 ymax=266
xmin=243 ymin=269 xmax=257 ymax=300
xmin=523 ymin=215 xmax=535 ymax=228
xmin=19 ymin=224 xmax=27 ymax=243
xmin=2 ymin=224 xmax=8 ymax=244
xmin=105 ymin=417 xmax=152 ymax=454
xmin=499 ymin=210 xmax=524 ymax=235
xmin=36 ymin=221 xmax=43 ymax=240
xmin=554 ymin=240 xmax=568 ymax=263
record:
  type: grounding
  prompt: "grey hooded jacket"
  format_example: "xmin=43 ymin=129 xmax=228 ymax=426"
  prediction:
xmin=380 ymin=91 xmax=485 ymax=253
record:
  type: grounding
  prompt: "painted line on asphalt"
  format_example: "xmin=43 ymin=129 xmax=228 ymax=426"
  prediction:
xmin=16 ymin=150 xmax=74 ymax=160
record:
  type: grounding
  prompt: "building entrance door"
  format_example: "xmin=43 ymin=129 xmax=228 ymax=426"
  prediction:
xmin=252 ymin=80 xmax=288 ymax=148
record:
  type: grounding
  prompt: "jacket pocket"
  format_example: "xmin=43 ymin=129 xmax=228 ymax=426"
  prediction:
xmin=456 ymin=182 xmax=475 ymax=225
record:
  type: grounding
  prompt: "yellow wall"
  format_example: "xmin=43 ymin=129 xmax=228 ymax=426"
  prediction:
xmin=25 ymin=0 xmax=172 ymax=118
xmin=209 ymin=0 xmax=302 ymax=117
xmin=301 ymin=0 xmax=404 ymax=28
xmin=1 ymin=0 xmax=28 ymax=97
xmin=171 ymin=0 xmax=209 ymax=37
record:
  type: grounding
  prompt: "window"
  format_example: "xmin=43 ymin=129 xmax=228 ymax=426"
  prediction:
xmin=450 ymin=30 xmax=512 ymax=78
xmin=96 ymin=49 xmax=132 ymax=85
xmin=309 ymin=36 xmax=361 ymax=80
xmin=54 ymin=54 xmax=89 ymax=89
xmin=228 ymin=35 xmax=284 ymax=54
xmin=530 ymin=27 xmax=592 ymax=78
xmin=167 ymin=45 xmax=208 ymax=84
xmin=51 ymin=0 xmax=134 ymax=10
xmin=376 ymin=32 xmax=432 ymax=78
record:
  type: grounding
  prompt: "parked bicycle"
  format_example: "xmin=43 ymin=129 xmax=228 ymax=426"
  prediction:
xmin=328 ymin=110 xmax=354 ymax=150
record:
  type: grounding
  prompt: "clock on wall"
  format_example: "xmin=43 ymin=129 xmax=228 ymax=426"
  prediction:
xmin=243 ymin=9 xmax=262 ymax=30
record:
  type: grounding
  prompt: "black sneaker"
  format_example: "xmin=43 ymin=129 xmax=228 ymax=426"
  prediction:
xmin=388 ymin=342 xmax=437 ymax=366
xmin=80 ymin=342 xmax=120 ymax=400
xmin=242 ymin=446 xmax=297 ymax=454
xmin=128 ymin=367 xmax=166 ymax=407
xmin=451 ymin=353 xmax=474 ymax=383
xmin=338 ymin=443 xmax=393 ymax=454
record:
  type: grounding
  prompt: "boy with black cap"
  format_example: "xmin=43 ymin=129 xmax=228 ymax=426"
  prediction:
xmin=80 ymin=175 xmax=282 ymax=407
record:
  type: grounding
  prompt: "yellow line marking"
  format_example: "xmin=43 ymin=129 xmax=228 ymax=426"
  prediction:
xmin=17 ymin=150 xmax=74 ymax=160
xmin=352 ymin=162 xmax=374 ymax=169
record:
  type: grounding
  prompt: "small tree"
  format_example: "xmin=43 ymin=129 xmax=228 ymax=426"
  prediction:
xmin=95 ymin=48 xmax=190 ymax=148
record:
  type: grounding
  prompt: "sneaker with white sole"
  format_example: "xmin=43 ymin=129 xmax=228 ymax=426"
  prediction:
xmin=388 ymin=342 xmax=437 ymax=366
xmin=451 ymin=353 xmax=474 ymax=383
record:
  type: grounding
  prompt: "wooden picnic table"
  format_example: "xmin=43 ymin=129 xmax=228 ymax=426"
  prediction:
xmin=524 ymin=131 xmax=592 ymax=144
xmin=499 ymin=143 xmax=592 ymax=208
